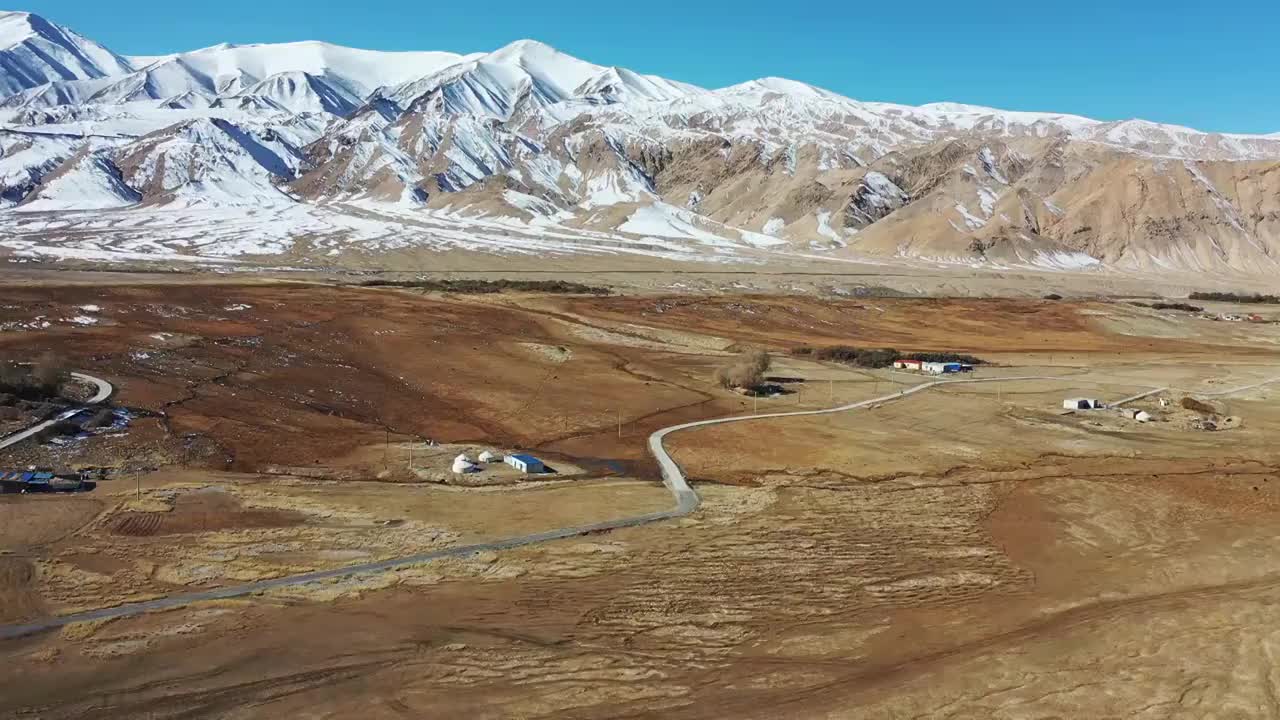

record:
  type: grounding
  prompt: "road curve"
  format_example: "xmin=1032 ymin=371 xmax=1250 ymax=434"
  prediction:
xmin=72 ymin=372 xmax=113 ymax=405
xmin=0 ymin=371 xmax=1231 ymax=640
xmin=0 ymin=372 xmax=113 ymax=452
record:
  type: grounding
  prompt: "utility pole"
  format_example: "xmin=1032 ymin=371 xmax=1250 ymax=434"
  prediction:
xmin=384 ymin=426 xmax=390 ymax=469
xmin=408 ymin=441 xmax=414 ymax=470
xmin=829 ymin=379 xmax=834 ymax=405
xmin=753 ymin=394 xmax=758 ymax=414
xmin=617 ymin=408 xmax=622 ymax=439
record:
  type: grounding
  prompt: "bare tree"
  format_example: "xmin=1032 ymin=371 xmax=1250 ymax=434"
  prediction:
xmin=715 ymin=349 xmax=772 ymax=391
xmin=30 ymin=352 xmax=68 ymax=397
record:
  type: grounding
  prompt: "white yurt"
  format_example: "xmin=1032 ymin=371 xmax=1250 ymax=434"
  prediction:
xmin=478 ymin=450 xmax=499 ymax=463
xmin=452 ymin=453 xmax=478 ymax=474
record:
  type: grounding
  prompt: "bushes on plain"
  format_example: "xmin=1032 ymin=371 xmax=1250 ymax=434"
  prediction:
xmin=715 ymin=349 xmax=773 ymax=390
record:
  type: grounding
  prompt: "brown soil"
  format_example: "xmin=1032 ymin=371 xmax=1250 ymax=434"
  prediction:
xmin=107 ymin=489 xmax=304 ymax=537
xmin=3 ymin=284 xmax=1280 ymax=718
xmin=0 ymin=557 xmax=41 ymax=624
xmin=0 ymin=497 xmax=103 ymax=548
xmin=0 ymin=284 xmax=722 ymax=473
xmin=561 ymin=294 xmax=1275 ymax=358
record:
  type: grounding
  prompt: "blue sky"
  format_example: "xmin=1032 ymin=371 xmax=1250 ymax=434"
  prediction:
xmin=26 ymin=0 xmax=1279 ymax=134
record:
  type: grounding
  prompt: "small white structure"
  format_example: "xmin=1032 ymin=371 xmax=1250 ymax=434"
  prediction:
xmin=505 ymin=454 xmax=545 ymax=474
xmin=894 ymin=359 xmax=922 ymax=370
xmin=922 ymin=361 xmax=965 ymax=375
xmin=478 ymin=450 xmax=499 ymax=463
xmin=1064 ymin=398 xmax=1102 ymax=410
xmin=1135 ymin=411 xmax=1153 ymax=423
xmin=452 ymin=453 xmax=479 ymax=474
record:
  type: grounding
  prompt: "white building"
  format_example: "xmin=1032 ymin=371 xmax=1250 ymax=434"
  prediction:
xmin=478 ymin=450 xmax=499 ymax=463
xmin=1064 ymin=398 xmax=1102 ymax=410
xmin=505 ymin=454 xmax=545 ymax=474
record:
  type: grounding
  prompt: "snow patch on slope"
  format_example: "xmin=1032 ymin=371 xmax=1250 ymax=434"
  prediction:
xmin=19 ymin=153 xmax=139 ymax=210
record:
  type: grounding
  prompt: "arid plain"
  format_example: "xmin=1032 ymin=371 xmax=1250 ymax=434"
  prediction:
xmin=2 ymin=278 xmax=1280 ymax=719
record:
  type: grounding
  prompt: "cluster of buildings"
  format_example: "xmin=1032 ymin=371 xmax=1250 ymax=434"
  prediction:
xmin=1063 ymin=398 xmax=1153 ymax=422
xmin=0 ymin=469 xmax=95 ymax=493
xmin=452 ymin=451 xmax=545 ymax=475
xmin=1208 ymin=313 xmax=1268 ymax=323
xmin=892 ymin=359 xmax=974 ymax=375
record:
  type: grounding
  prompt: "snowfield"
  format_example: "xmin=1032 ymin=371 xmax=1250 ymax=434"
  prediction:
xmin=0 ymin=11 xmax=1277 ymax=275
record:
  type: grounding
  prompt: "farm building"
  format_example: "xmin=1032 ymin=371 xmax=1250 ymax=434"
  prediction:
xmin=505 ymin=454 xmax=545 ymax=474
xmin=1119 ymin=408 xmax=1154 ymax=422
xmin=1063 ymin=398 xmax=1103 ymax=410
xmin=893 ymin=359 xmax=923 ymax=370
xmin=922 ymin=362 xmax=967 ymax=375
xmin=0 ymin=470 xmax=92 ymax=493
xmin=478 ymin=450 xmax=499 ymax=463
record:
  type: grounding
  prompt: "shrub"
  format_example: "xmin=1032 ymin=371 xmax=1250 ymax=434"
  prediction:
xmin=715 ymin=349 xmax=772 ymax=390
xmin=358 ymin=278 xmax=610 ymax=295
xmin=789 ymin=346 xmax=902 ymax=368
xmin=792 ymin=346 xmax=985 ymax=368
xmin=1189 ymin=292 xmax=1280 ymax=304
xmin=1132 ymin=301 xmax=1203 ymax=312
xmin=0 ymin=356 xmax=68 ymax=401
xmin=1181 ymin=397 xmax=1218 ymax=415
xmin=742 ymin=349 xmax=771 ymax=374
xmin=901 ymin=351 xmax=985 ymax=365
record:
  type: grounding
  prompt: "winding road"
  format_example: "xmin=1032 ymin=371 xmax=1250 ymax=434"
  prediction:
xmin=0 ymin=372 xmax=113 ymax=452
xmin=1 ymin=371 xmax=1276 ymax=640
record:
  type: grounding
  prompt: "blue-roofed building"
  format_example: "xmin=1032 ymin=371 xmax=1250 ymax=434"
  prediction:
xmin=505 ymin=454 xmax=545 ymax=474
xmin=1 ymin=469 xmax=65 ymax=493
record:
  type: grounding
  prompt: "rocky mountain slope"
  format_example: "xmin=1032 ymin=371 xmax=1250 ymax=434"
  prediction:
xmin=0 ymin=10 xmax=1277 ymax=274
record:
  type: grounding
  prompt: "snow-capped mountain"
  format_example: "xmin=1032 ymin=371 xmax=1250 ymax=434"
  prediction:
xmin=1 ymin=9 xmax=1279 ymax=275
xmin=0 ymin=12 xmax=132 ymax=94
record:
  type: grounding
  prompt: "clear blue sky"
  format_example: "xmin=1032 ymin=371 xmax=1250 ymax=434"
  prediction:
xmin=26 ymin=0 xmax=1279 ymax=134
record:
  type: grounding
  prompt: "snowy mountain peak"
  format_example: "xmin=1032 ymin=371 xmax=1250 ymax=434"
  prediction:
xmin=0 ymin=11 xmax=67 ymax=48
xmin=487 ymin=39 xmax=571 ymax=63
xmin=0 ymin=10 xmax=133 ymax=94
xmin=727 ymin=77 xmax=843 ymax=100
xmin=479 ymin=39 xmax=603 ymax=97
xmin=2 ymin=12 xmax=1280 ymax=276
xmin=573 ymin=66 xmax=704 ymax=103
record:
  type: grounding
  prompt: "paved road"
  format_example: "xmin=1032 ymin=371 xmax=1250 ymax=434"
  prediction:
xmin=0 ymin=372 xmax=113 ymax=452
xmin=0 ymin=373 xmax=1097 ymax=639
xmin=0 ymin=370 xmax=1262 ymax=640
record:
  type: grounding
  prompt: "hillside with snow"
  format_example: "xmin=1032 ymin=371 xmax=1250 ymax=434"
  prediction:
xmin=1 ymin=10 xmax=1279 ymax=275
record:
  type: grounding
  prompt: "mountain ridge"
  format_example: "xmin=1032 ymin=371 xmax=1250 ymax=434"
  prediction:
xmin=0 ymin=10 xmax=1278 ymax=275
